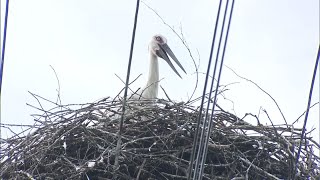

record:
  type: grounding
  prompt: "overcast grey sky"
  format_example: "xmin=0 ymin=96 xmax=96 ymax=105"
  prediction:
xmin=1 ymin=0 xmax=319 ymax=145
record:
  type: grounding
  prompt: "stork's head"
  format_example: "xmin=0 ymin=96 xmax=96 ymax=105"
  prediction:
xmin=149 ymin=34 xmax=186 ymax=78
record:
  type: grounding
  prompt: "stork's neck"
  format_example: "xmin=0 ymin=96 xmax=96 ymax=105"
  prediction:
xmin=145 ymin=52 xmax=159 ymax=97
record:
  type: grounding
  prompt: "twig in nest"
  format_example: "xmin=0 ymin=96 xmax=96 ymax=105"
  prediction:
xmin=225 ymin=65 xmax=288 ymax=127
xmin=160 ymin=85 xmax=173 ymax=103
xmin=1 ymin=92 xmax=319 ymax=179
xmin=49 ymin=65 xmax=62 ymax=107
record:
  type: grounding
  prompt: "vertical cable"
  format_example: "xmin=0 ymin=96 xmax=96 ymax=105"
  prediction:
xmin=295 ymin=45 xmax=320 ymax=175
xmin=0 ymin=0 xmax=10 ymax=91
xmin=114 ymin=0 xmax=140 ymax=168
xmin=194 ymin=1 xmax=229 ymax=179
xmin=187 ymin=1 xmax=222 ymax=179
xmin=198 ymin=1 xmax=235 ymax=178
xmin=0 ymin=0 xmax=10 ymax=153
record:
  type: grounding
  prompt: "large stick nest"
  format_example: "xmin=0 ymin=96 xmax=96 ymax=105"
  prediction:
xmin=1 ymin=98 xmax=319 ymax=179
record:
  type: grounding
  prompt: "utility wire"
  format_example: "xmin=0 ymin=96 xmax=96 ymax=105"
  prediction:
xmin=0 ymin=0 xmax=9 ymax=92
xmin=198 ymin=0 xmax=235 ymax=178
xmin=295 ymin=45 xmax=320 ymax=176
xmin=0 ymin=0 xmax=10 ymax=153
xmin=187 ymin=0 xmax=235 ymax=179
xmin=187 ymin=1 xmax=223 ymax=179
xmin=114 ymin=0 xmax=140 ymax=168
xmin=194 ymin=0 xmax=230 ymax=179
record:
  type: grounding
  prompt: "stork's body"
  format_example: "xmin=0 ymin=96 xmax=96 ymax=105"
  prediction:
xmin=132 ymin=35 xmax=186 ymax=100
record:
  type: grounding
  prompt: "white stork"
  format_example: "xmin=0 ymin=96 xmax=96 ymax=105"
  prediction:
xmin=131 ymin=34 xmax=186 ymax=100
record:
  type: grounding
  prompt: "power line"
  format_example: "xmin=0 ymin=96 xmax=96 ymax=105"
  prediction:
xmin=187 ymin=1 xmax=223 ymax=179
xmin=187 ymin=0 xmax=235 ymax=179
xmin=194 ymin=0 xmax=230 ymax=178
xmin=114 ymin=0 xmax=141 ymax=168
xmin=198 ymin=0 xmax=235 ymax=178
xmin=295 ymin=45 xmax=320 ymax=176
xmin=0 ymin=0 xmax=9 ymax=92
xmin=0 ymin=0 xmax=10 ymax=154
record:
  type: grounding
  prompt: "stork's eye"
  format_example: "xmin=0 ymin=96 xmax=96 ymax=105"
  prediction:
xmin=156 ymin=36 xmax=161 ymax=41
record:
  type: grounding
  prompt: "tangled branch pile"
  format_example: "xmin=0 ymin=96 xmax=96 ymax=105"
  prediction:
xmin=1 ymin=97 xmax=319 ymax=179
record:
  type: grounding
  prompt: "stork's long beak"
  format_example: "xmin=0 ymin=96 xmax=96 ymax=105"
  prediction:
xmin=156 ymin=43 xmax=186 ymax=78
